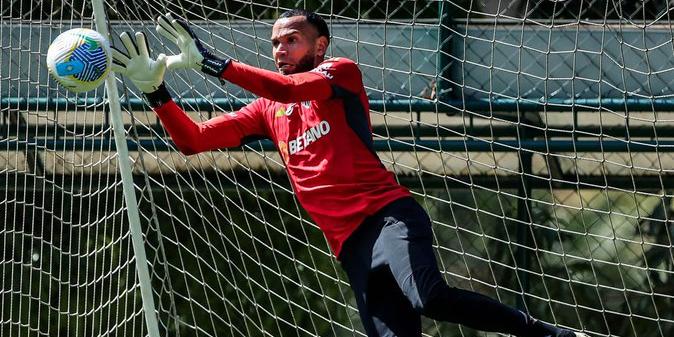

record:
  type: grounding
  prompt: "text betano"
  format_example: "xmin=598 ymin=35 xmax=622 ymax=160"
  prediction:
xmin=288 ymin=121 xmax=331 ymax=155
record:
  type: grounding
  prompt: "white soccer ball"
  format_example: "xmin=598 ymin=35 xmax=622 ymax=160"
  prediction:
xmin=46 ymin=28 xmax=112 ymax=93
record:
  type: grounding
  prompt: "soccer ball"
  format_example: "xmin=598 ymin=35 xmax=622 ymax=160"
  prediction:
xmin=46 ymin=28 xmax=112 ymax=93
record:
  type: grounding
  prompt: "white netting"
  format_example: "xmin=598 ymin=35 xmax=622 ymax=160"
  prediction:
xmin=1 ymin=1 xmax=673 ymax=337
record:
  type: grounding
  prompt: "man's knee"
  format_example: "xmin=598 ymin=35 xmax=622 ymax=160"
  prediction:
xmin=409 ymin=281 xmax=451 ymax=319
xmin=416 ymin=284 xmax=485 ymax=321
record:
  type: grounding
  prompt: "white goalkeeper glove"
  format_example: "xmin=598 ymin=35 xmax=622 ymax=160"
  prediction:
xmin=111 ymin=31 xmax=172 ymax=108
xmin=156 ymin=13 xmax=231 ymax=77
xmin=111 ymin=31 xmax=167 ymax=93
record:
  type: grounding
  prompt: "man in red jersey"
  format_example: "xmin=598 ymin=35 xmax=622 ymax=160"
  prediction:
xmin=111 ymin=9 xmax=589 ymax=337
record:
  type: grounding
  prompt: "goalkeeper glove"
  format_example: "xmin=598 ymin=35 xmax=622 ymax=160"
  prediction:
xmin=111 ymin=31 xmax=171 ymax=107
xmin=156 ymin=13 xmax=231 ymax=77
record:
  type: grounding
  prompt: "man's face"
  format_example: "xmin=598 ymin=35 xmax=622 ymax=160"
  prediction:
xmin=271 ymin=16 xmax=326 ymax=75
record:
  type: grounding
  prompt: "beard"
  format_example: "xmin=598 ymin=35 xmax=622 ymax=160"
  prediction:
xmin=280 ymin=51 xmax=316 ymax=75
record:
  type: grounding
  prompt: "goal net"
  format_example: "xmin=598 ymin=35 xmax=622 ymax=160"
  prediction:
xmin=2 ymin=1 xmax=673 ymax=337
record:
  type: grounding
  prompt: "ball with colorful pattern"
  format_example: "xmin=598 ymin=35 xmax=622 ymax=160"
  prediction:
xmin=46 ymin=28 xmax=112 ymax=93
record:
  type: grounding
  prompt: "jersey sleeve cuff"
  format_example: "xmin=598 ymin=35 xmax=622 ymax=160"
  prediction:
xmin=143 ymin=83 xmax=173 ymax=108
xmin=201 ymin=57 xmax=232 ymax=78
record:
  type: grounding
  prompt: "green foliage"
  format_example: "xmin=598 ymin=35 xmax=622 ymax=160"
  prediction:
xmin=427 ymin=188 xmax=673 ymax=336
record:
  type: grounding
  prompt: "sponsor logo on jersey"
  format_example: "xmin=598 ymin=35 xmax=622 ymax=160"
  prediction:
xmin=275 ymin=106 xmax=286 ymax=118
xmin=275 ymin=104 xmax=295 ymax=118
xmin=301 ymin=101 xmax=311 ymax=108
xmin=286 ymin=103 xmax=295 ymax=116
xmin=288 ymin=120 xmax=331 ymax=155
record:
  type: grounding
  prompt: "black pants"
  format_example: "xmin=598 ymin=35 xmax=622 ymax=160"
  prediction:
xmin=339 ymin=197 xmax=562 ymax=337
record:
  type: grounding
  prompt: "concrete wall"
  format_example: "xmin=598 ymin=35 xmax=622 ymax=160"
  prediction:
xmin=455 ymin=24 xmax=674 ymax=100
xmin=2 ymin=21 xmax=672 ymax=101
xmin=0 ymin=21 xmax=438 ymax=100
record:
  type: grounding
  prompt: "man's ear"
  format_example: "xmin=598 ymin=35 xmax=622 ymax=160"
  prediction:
xmin=315 ymin=36 xmax=329 ymax=58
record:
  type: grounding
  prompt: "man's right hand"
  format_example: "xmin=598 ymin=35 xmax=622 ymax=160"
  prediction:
xmin=156 ymin=13 xmax=231 ymax=78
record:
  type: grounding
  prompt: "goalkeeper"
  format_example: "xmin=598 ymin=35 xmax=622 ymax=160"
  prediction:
xmin=112 ymin=9 xmax=589 ymax=337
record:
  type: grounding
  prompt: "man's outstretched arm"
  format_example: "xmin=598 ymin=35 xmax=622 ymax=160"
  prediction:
xmin=148 ymin=89 xmax=267 ymax=155
xmin=156 ymin=13 xmax=359 ymax=103
xmin=112 ymin=30 xmax=267 ymax=156
xmin=220 ymin=61 xmax=332 ymax=103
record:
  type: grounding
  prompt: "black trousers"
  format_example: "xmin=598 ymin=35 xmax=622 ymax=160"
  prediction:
xmin=339 ymin=197 xmax=562 ymax=337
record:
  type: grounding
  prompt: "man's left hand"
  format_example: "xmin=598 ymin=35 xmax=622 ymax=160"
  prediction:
xmin=156 ymin=13 xmax=230 ymax=77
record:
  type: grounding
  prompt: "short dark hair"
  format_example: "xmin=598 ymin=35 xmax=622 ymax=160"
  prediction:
xmin=279 ymin=9 xmax=330 ymax=43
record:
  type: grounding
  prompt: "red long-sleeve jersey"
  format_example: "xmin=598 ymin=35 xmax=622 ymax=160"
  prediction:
xmin=153 ymin=57 xmax=411 ymax=257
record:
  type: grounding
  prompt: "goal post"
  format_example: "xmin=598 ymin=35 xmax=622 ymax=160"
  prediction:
xmin=91 ymin=1 xmax=161 ymax=337
xmin=2 ymin=1 xmax=673 ymax=337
